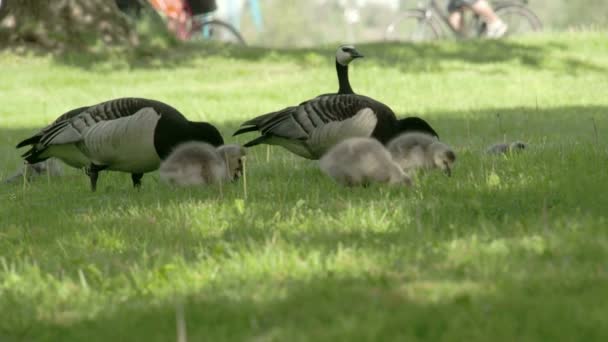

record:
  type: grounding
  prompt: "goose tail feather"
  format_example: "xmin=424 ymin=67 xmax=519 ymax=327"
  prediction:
xmin=16 ymin=135 xmax=41 ymax=148
xmin=243 ymin=136 xmax=269 ymax=148
xmin=233 ymin=125 xmax=259 ymax=136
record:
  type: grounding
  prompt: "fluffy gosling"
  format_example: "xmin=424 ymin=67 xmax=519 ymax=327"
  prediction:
xmin=486 ymin=141 xmax=527 ymax=155
xmin=387 ymin=132 xmax=456 ymax=176
xmin=319 ymin=137 xmax=412 ymax=187
xmin=159 ymin=142 xmax=246 ymax=186
xmin=217 ymin=144 xmax=247 ymax=180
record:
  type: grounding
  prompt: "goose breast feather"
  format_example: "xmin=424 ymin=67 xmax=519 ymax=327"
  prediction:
xmin=79 ymin=107 xmax=163 ymax=173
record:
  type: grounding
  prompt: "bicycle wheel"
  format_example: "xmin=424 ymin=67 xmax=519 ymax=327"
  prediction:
xmin=384 ymin=9 xmax=442 ymax=42
xmin=477 ymin=3 xmax=542 ymax=37
xmin=190 ymin=19 xmax=246 ymax=45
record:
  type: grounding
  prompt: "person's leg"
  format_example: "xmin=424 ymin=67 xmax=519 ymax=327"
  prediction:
xmin=448 ymin=10 xmax=464 ymax=32
xmin=469 ymin=0 xmax=499 ymax=24
xmin=447 ymin=0 xmax=465 ymax=32
xmin=468 ymin=0 xmax=507 ymax=37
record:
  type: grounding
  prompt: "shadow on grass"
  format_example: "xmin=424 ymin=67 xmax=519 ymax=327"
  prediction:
xmin=87 ymin=39 xmax=608 ymax=75
xmin=8 ymin=271 xmax=608 ymax=341
xmin=5 ymin=36 xmax=604 ymax=75
xmin=1 ymin=103 xmax=606 ymax=176
xmin=1 ymin=105 xmax=608 ymax=340
xmin=2 ymin=104 xmax=607 ymax=245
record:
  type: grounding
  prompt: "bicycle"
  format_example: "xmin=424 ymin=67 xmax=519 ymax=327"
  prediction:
xmin=384 ymin=0 xmax=542 ymax=42
xmin=132 ymin=0 xmax=246 ymax=45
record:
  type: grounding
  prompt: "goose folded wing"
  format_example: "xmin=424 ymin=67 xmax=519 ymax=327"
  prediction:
xmin=256 ymin=95 xmax=372 ymax=139
xmin=308 ymin=107 xmax=378 ymax=157
xmin=35 ymin=99 xmax=158 ymax=148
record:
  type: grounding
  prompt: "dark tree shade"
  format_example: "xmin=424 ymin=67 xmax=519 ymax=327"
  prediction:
xmin=0 ymin=0 xmax=138 ymax=49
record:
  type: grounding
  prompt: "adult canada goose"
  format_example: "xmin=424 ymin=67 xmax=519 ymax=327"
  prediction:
xmin=320 ymin=137 xmax=412 ymax=187
xmin=335 ymin=44 xmax=364 ymax=94
xmin=486 ymin=141 xmax=527 ymax=155
xmin=159 ymin=142 xmax=246 ymax=186
xmin=16 ymin=97 xmax=224 ymax=191
xmin=233 ymin=98 xmax=438 ymax=160
xmin=387 ymin=132 xmax=456 ymax=176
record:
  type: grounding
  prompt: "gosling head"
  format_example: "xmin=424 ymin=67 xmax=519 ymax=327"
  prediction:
xmin=510 ymin=141 xmax=527 ymax=152
xmin=216 ymin=144 xmax=246 ymax=181
xmin=336 ymin=44 xmax=364 ymax=66
xmin=431 ymin=143 xmax=456 ymax=177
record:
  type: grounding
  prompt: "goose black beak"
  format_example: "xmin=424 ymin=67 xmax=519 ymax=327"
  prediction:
xmin=352 ymin=50 xmax=364 ymax=59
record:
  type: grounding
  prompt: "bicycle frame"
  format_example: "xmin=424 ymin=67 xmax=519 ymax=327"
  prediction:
xmin=411 ymin=0 xmax=472 ymax=38
xmin=416 ymin=0 xmax=491 ymax=38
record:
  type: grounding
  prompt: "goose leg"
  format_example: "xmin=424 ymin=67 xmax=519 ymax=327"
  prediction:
xmin=131 ymin=173 xmax=143 ymax=189
xmin=86 ymin=164 xmax=107 ymax=192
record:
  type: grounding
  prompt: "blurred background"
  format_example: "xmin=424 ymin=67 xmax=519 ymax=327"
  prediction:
xmin=225 ymin=0 xmax=607 ymax=47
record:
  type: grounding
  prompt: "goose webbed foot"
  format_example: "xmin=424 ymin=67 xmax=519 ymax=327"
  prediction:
xmin=86 ymin=164 xmax=107 ymax=192
xmin=131 ymin=173 xmax=143 ymax=189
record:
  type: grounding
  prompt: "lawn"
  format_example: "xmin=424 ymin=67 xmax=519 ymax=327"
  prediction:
xmin=1 ymin=32 xmax=608 ymax=341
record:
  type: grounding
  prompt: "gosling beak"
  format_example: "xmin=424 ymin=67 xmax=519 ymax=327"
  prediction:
xmin=445 ymin=167 xmax=452 ymax=177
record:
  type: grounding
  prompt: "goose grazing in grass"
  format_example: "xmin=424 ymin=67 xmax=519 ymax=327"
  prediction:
xmin=16 ymin=98 xmax=224 ymax=191
xmin=387 ymin=132 xmax=456 ymax=177
xmin=335 ymin=44 xmax=364 ymax=94
xmin=160 ymin=142 xmax=246 ymax=186
xmin=232 ymin=43 xmax=438 ymax=160
xmin=234 ymin=100 xmax=438 ymax=160
xmin=486 ymin=141 xmax=527 ymax=155
xmin=320 ymin=137 xmax=412 ymax=187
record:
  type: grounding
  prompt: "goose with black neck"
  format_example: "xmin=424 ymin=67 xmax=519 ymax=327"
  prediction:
xmin=16 ymin=97 xmax=224 ymax=191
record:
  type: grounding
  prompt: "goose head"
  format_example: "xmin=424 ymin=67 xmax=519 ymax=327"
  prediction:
xmin=431 ymin=143 xmax=456 ymax=177
xmin=336 ymin=44 xmax=364 ymax=66
xmin=510 ymin=141 xmax=527 ymax=151
xmin=217 ymin=144 xmax=247 ymax=181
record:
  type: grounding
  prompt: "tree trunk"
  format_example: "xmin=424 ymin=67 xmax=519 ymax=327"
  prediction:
xmin=0 ymin=0 xmax=138 ymax=49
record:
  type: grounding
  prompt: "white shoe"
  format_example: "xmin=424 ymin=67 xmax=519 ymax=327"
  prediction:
xmin=486 ymin=20 xmax=508 ymax=38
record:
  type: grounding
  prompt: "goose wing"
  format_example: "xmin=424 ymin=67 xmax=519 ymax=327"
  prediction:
xmin=18 ymin=98 xmax=185 ymax=163
xmin=307 ymin=107 xmax=378 ymax=157
xmin=15 ymin=106 xmax=90 ymax=149
xmin=235 ymin=94 xmax=395 ymax=141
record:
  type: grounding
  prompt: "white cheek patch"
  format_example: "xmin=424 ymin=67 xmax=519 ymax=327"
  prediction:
xmin=336 ymin=49 xmax=353 ymax=66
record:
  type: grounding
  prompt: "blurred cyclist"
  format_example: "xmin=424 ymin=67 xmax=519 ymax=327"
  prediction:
xmin=447 ymin=0 xmax=507 ymax=38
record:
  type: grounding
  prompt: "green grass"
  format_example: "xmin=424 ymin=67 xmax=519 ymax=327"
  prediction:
xmin=1 ymin=32 xmax=608 ymax=341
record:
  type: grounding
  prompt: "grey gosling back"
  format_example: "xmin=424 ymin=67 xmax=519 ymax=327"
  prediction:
xmin=320 ymin=137 xmax=411 ymax=187
xmin=486 ymin=141 xmax=527 ymax=155
xmin=387 ymin=132 xmax=456 ymax=176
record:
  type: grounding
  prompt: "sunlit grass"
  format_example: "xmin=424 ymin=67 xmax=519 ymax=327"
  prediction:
xmin=1 ymin=32 xmax=608 ymax=341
